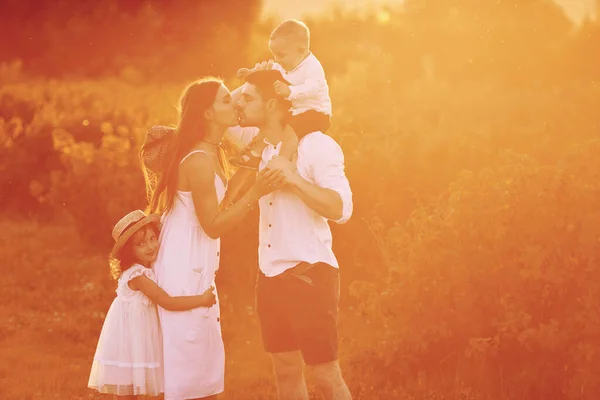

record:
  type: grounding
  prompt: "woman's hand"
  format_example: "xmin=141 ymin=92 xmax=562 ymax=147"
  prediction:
xmin=260 ymin=156 xmax=301 ymax=189
xmin=251 ymin=167 xmax=286 ymax=198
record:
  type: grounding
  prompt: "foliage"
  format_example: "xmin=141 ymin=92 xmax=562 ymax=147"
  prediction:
xmin=1 ymin=4 xmax=600 ymax=398
xmin=0 ymin=0 xmax=262 ymax=81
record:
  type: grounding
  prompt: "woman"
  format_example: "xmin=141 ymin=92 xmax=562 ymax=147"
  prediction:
xmin=141 ymin=77 xmax=280 ymax=399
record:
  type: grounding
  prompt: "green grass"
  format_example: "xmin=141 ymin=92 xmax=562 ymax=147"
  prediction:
xmin=0 ymin=217 xmax=277 ymax=399
xmin=0 ymin=217 xmax=496 ymax=399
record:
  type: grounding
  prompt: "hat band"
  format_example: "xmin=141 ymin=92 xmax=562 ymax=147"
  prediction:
xmin=116 ymin=219 xmax=143 ymax=241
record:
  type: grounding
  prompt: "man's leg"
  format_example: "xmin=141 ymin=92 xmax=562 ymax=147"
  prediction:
xmin=307 ymin=360 xmax=352 ymax=400
xmin=271 ymin=350 xmax=309 ymax=400
xmin=288 ymin=263 xmax=351 ymax=400
xmin=256 ymin=272 xmax=307 ymax=400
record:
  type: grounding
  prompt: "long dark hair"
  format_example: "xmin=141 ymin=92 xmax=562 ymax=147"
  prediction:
xmin=144 ymin=77 xmax=223 ymax=215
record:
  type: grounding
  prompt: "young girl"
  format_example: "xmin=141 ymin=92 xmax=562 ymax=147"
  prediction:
xmin=88 ymin=209 xmax=216 ymax=399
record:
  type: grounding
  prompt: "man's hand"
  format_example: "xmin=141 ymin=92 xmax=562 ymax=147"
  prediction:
xmin=273 ymin=80 xmax=291 ymax=98
xmin=264 ymin=156 xmax=300 ymax=187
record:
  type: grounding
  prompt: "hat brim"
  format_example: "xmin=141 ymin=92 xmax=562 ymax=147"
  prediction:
xmin=141 ymin=126 xmax=175 ymax=174
xmin=110 ymin=214 xmax=161 ymax=259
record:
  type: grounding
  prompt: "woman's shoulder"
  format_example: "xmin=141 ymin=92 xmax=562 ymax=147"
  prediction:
xmin=179 ymin=149 xmax=214 ymax=169
xmin=179 ymin=151 xmax=218 ymax=185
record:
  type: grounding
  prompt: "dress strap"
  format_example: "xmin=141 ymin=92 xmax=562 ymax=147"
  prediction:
xmin=179 ymin=150 xmax=208 ymax=165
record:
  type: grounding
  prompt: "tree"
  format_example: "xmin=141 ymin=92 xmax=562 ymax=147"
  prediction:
xmin=0 ymin=0 xmax=263 ymax=81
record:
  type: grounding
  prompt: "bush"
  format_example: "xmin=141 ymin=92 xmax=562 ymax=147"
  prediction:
xmin=0 ymin=80 xmax=179 ymax=242
xmin=357 ymin=142 xmax=600 ymax=399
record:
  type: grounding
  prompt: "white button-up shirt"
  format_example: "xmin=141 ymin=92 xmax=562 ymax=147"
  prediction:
xmin=273 ymin=53 xmax=332 ymax=116
xmin=225 ymin=127 xmax=352 ymax=277
xmin=258 ymin=131 xmax=352 ymax=277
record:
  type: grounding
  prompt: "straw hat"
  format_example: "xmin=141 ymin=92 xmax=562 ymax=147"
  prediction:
xmin=140 ymin=125 xmax=175 ymax=174
xmin=110 ymin=210 xmax=161 ymax=258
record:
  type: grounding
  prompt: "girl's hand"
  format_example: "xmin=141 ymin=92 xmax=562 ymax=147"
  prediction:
xmin=131 ymin=273 xmax=217 ymax=311
xmin=201 ymin=285 xmax=217 ymax=307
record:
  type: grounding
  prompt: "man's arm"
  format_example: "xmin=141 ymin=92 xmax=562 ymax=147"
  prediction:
xmin=289 ymin=172 xmax=345 ymax=221
xmin=267 ymin=135 xmax=353 ymax=223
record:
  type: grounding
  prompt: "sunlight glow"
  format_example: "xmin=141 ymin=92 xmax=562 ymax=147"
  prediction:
xmin=377 ymin=9 xmax=391 ymax=24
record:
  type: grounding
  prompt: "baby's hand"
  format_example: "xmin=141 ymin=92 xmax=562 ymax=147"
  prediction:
xmin=274 ymin=80 xmax=291 ymax=98
xmin=254 ymin=60 xmax=275 ymax=71
xmin=200 ymin=285 xmax=217 ymax=307
xmin=237 ymin=67 xmax=251 ymax=79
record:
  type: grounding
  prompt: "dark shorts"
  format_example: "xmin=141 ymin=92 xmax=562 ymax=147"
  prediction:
xmin=256 ymin=262 xmax=340 ymax=365
xmin=286 ymin=110 xmax=332 ymax=140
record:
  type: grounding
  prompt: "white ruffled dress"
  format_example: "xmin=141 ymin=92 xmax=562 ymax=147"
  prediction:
xmin=88 ymin=264 xmax=163 ymax=396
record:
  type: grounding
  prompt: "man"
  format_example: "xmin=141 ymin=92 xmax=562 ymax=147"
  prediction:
xmin=234 ymin=69 xmax=353 ymax=400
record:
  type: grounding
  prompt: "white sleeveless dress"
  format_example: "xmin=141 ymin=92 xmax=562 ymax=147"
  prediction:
xmin=153 ymin=150 xmax=226 ymax=400
xmin=88 ymin=264 xmax=163 ymax=396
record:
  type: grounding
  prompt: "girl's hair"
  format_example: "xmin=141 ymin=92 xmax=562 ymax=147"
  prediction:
xmin=108 ymin=223 xmax=160 ymax=280
xmin=143 ymin=77 xmax=223 ymax=215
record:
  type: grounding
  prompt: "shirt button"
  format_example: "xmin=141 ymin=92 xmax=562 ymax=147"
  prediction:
xmin=269 ymin=202 xmax=273 ymax=206
xmin=217 ymin=317 xmax=220 ymax=322
xmin=268 ymin=224 xmax=272 ymax=228
xmin=268 ymin=244 xmax=271 ymax=248
xmin=217 ymin=251 xmax=220 ymax=257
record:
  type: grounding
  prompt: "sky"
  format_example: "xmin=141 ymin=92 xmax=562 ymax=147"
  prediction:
xmin=261 ymin=0 xmax=597 ymax=23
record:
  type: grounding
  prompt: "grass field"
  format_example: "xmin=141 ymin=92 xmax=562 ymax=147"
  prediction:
xmin=0 ymin=217 xmax=381 ymax=400
xmin=0 ymin=216 xmax=502 ymax=400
